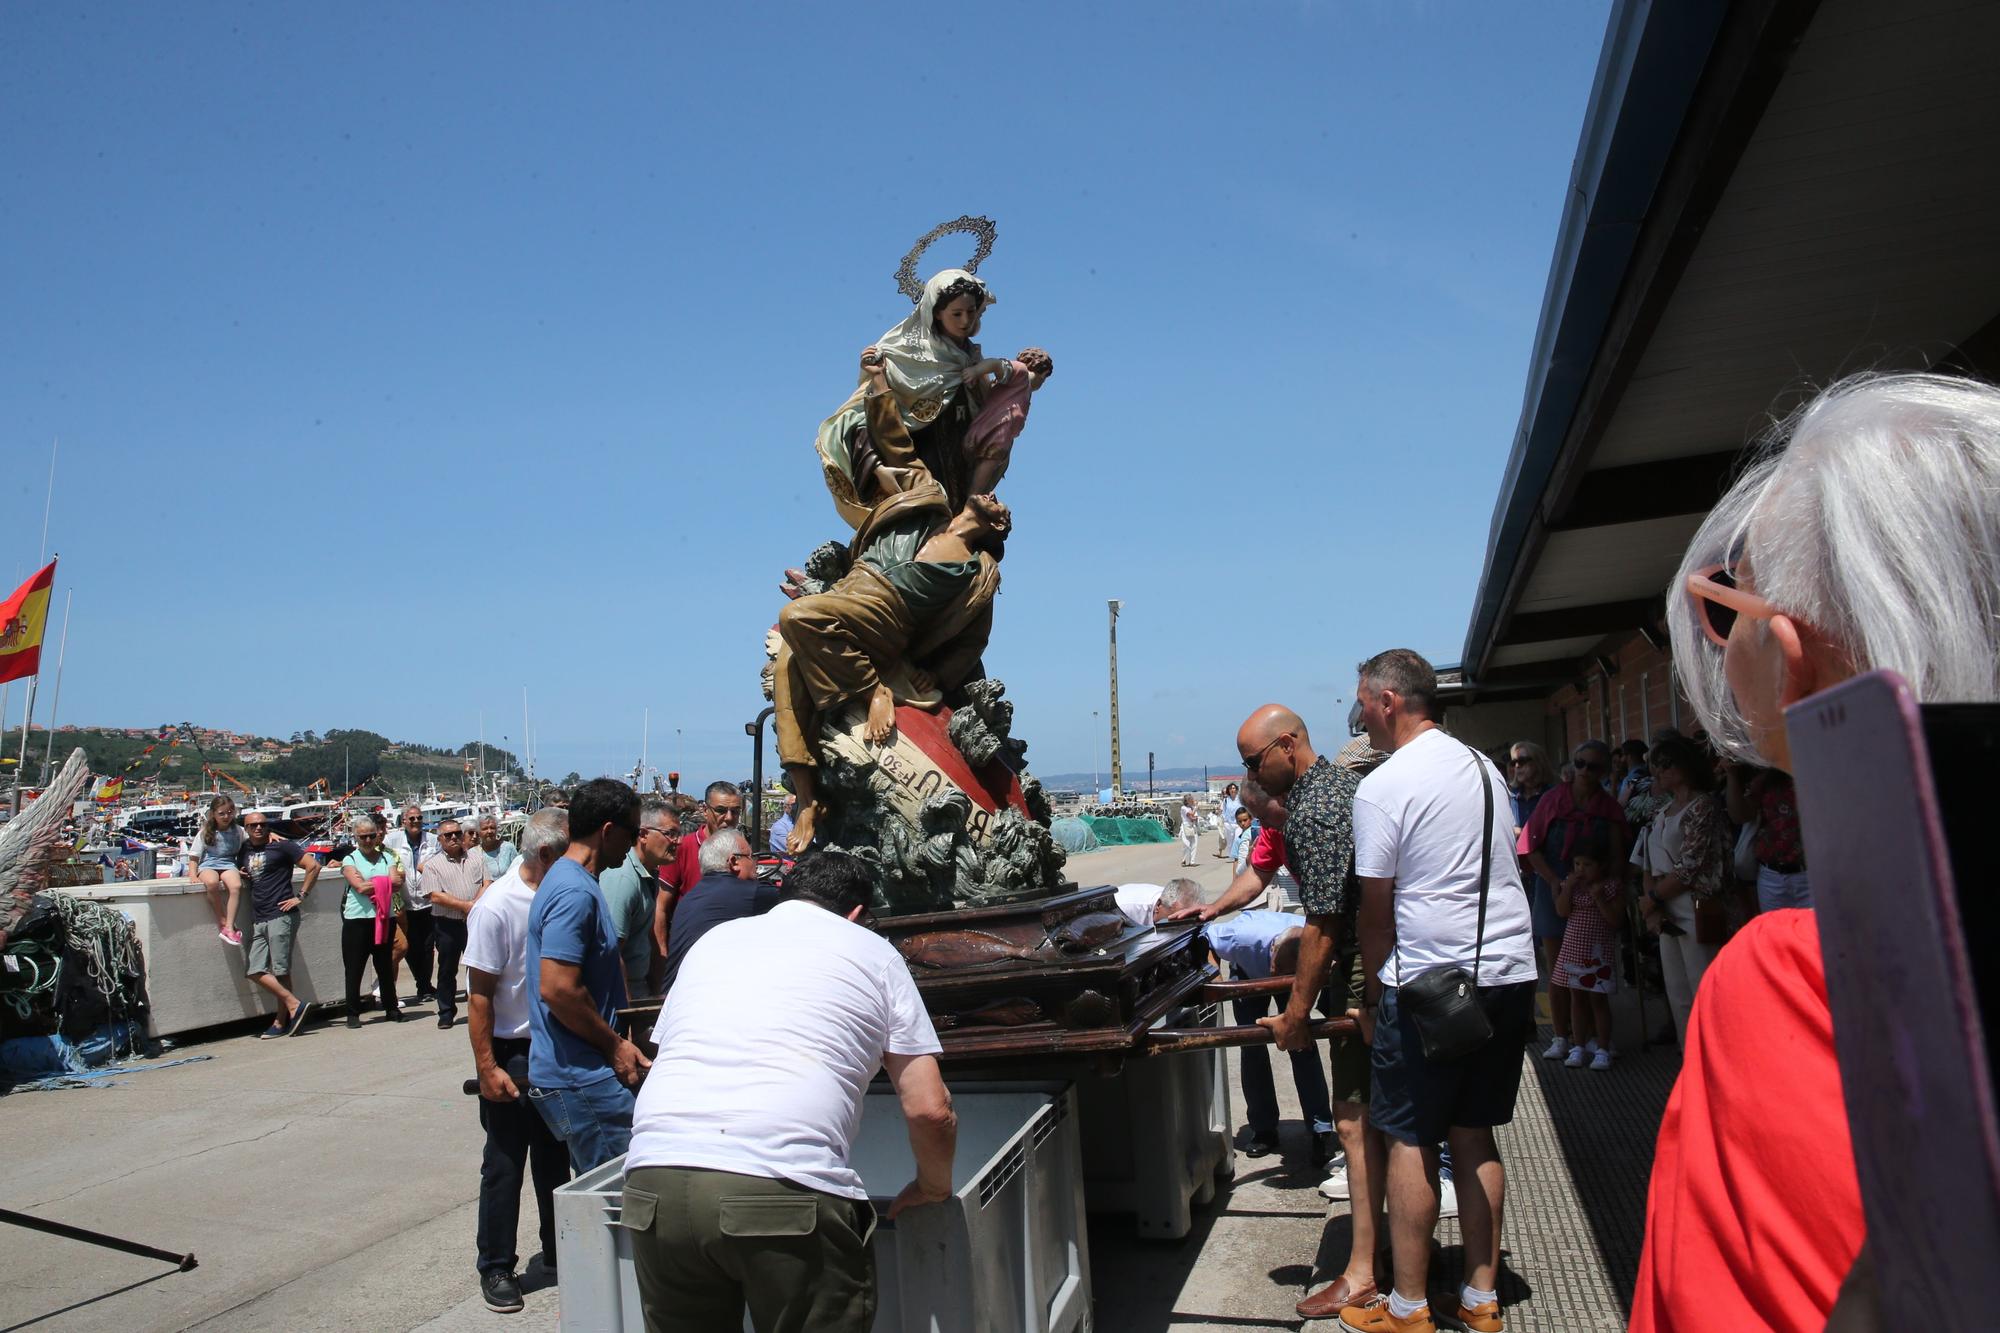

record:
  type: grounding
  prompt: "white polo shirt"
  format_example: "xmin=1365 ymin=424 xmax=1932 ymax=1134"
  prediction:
xmin=462 ymin=864 xmax=536 ymax=1039
xmin=627 ymin=899 xmax=941 ymax=1200
xmin=1352 ymin=727 xmax=1536 ymax=988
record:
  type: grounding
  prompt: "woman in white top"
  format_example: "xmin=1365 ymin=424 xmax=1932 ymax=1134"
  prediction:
xmin=1178 ymin=795 xmax=1201 ymax=866
xmin=1214 ymin=782 xmax=1243 ymax=858
xmin=192 ymin=794 xmax=247 ymax=947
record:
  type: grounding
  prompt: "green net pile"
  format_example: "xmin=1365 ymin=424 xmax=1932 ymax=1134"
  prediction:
xmin=1079 ymin=816 xmax=1174 ymax=846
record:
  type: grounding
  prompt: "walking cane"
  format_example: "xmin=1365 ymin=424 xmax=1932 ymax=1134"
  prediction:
xmin=0 ymin=1207 xmax=197 ymax=1271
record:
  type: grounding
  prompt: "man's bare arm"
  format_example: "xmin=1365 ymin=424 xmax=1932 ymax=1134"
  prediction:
xmin=1167 ymin=861 xmax=1273 ymax=921
xmin=540 ymin=958 xmax=650 ymax=1086
xmin=1356 ymin=874 xmax=1396 ymax=1026
xmin=883 ymin=1052 xmax=956 ymax=1218
xmin=467 ymin=968 xmax=516 ymax=1101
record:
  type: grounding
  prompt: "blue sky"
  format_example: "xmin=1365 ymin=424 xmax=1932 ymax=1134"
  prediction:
xmin=1 ymin=1 xmax=1611 ymax=788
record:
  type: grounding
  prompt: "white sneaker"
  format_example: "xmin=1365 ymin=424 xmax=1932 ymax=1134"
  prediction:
xmin=1437 ymin=1176 xmax=1459 ymax=1220
xmin=1541 ymin=1036 xmax=1569 ymax=1060
xmin=1583 ymin=1038 xmax=1601 ymax=1056
xmin=1564 ymin=1045 xmax=1586 ymax=1067
xmin=1590 ymin=1048 xmax=1614 ymax=1071
xmin=1318 ymin=1165 xmax=1350 ymax=1201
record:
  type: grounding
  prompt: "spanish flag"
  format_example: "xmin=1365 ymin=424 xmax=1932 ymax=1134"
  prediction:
xmin=94 ymin=776 xmax=125 ymax=802
xmin=0 ymin=560 xmax=55 ymax=685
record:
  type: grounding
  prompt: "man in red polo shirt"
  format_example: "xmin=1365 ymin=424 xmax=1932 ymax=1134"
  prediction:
xmin=651 ymin=781 xmax=743 ymax=963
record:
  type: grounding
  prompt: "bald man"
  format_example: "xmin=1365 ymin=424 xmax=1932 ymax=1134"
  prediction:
xmin=1230 ymin=705 xmax=1389 ymax=1318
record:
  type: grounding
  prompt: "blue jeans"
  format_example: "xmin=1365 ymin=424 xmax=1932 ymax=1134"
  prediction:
xmin=528 ymin=1076 xmax=636 ymax=1174
xmin=1234 ymin=994 xmax=1334 ymax=1137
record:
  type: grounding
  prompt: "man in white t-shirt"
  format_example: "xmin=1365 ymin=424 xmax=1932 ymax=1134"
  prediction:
xmin=1343 ymin=649 xmax=1536 ymax=1333
xmin=461 ymin=808 xmax=572 ymax=1315
xmin=622 ymin=850 xmax=956 ymax=1332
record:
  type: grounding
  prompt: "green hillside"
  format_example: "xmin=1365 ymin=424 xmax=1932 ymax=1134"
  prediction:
xmin=31 ymin=726 xmax=522 ymax=797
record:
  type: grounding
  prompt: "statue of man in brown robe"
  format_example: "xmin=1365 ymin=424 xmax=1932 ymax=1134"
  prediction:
xmin=774 ymin=346 xmax=1013 ymax=854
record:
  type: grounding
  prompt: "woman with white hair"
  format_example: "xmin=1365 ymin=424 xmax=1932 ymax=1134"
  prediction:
xmin=1631 ymin=373 xmax=2000 ymax=1333
xmin=338 ymin=813 xmax=409 ymax=1028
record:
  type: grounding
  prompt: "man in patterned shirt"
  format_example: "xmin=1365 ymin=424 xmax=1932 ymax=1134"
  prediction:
xmin=1226 ymin=704 xmax=1390 ymax=1319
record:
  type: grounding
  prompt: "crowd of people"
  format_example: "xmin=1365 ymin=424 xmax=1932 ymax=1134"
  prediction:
xmin=172 ymin=369 xmax=1998 ymax=1330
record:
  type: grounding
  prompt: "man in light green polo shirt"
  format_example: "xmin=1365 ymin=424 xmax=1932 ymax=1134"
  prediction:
xmin=599 ymin=796 xmax=680 ymax=1001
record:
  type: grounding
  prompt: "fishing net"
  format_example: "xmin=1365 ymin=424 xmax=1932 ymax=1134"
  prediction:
xmin=0 ymin=892 xmax=149 ymax=1061
xmin=1049 ymin=817 xmax=1101 ymax=854
xmin=1079 ymin=816 xmax=1174 ymax=846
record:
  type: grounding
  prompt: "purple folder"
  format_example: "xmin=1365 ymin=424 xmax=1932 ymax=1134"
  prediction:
xmin=1785 ymin=670 xmax=2000 ymax=1318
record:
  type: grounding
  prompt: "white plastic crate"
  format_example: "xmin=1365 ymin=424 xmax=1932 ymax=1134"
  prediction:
xmin=554 ymin=1082 xmax=1091 ymax=1333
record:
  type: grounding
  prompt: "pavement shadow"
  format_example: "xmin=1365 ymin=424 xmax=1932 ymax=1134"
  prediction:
xmin=0 ymin=1267 xmax=180 ymax=1332
xmin=1088 ymin=1157 xmax=1322 ymax=1331
xmin=1524 ymin=1031 xmax=1679 ymax=1322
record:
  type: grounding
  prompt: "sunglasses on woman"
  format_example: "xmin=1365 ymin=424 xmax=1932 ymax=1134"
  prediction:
xmin=1686 ymin=562 xmax=1780 ymax=647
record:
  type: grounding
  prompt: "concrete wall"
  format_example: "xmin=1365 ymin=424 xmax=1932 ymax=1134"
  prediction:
xmin=68 ymin=870 xmax=358 ymax=1038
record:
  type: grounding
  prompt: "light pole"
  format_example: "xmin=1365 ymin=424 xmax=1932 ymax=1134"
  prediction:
xmin=1107 ymin=599 xmax=1124 ymax=798
xmin=1091 ymin=710 xmax=1100 ymax=796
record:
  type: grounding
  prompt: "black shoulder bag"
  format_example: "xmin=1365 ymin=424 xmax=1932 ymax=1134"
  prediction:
xmin=1392 ymin=741 xmax=1496 ymax=1062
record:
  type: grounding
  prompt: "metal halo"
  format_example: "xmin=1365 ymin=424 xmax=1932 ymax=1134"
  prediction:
xmin=895 ymin=215 xmax=998 ymax=303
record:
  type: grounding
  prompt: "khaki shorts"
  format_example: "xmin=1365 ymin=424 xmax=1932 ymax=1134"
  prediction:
xmin=247 ymin=911 xmax=299 ymax=977
xmin=1327 ymin=948 xmax=1372 ymax=1107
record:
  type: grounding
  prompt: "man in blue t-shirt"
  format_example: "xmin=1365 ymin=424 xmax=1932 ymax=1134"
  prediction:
xmin=526 ymin=777 xmax=648 ymax=1173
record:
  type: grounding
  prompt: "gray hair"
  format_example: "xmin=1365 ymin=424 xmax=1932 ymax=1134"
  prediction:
xmin=521 ymin=808 xmax=569 ymax=862
xmin=639 ymin=795 xmax=677 ymax=831
xmin=477 ymin=813 xmax=499 ymax=830
xmin=350 ymin=813 xmax=381 ymax=836
xmin=400 ymin=803 xmax=423 ymax=819
xmin=1669 ymin=372 xmax=2000 ymax=763
xmin=1160 ymin=877 xmax=1204 ymax=916
xmin=699 ymin=828 xmax=750 ymax=874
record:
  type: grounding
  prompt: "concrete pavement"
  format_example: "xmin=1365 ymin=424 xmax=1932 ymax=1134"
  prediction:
xmin=0 ymin=838 xmax=1664 ymax=1332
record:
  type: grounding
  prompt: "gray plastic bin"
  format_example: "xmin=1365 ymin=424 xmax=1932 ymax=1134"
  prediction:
xmin=1075 ymin=1002 xmax=1233 ymax=1239
xmin=554 ymin=1082 xmax=1091 ymax=1333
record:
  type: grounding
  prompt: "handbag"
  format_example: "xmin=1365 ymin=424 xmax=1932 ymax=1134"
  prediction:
xmin=1393 ymin=741 xmax=1497 ymax=1063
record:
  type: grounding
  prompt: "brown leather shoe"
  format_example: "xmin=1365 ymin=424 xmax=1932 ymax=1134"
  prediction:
xmin=1297 ymin=1276 xmax=1379 ymax=1320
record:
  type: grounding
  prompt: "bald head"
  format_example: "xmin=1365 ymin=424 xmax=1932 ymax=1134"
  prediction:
xmin=1238 ymin=705 xmax=1308 ymax=751
xmin=1235 ymin=704 xmax=1318 ymax=797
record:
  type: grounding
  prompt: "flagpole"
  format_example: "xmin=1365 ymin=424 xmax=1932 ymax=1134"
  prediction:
xmin=40 ymin=590 xmax=73 ymax=785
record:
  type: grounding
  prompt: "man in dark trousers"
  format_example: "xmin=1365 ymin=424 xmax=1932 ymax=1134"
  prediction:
xmin=464 ymin=808 xmax=572 ymax=1313
xmin=659 ymin=829 xmax=778 ymax=995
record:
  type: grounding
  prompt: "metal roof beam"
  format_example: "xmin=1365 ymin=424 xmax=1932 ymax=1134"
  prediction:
xmin=1496 ymin=598 xmax=1662 ymax=646
xmin=1547 ymin=451 xmax=1745 ymax=530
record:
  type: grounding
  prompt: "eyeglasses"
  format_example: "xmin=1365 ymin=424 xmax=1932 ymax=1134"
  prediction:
xmin=440 ymin=830 xmax=463 ymax=839
xmin=243 ymin=821 xmax=268 ymax=828
xmin=1686 ymin=563 xmax=1778 ymax=647
xmin=1241 ymin=733 xmax=1291 ymax=776
xmin=1573 ymin=757 xmax=1607 ymax=773
xmin=1509 ymin=756 xmax=1533 ymax=766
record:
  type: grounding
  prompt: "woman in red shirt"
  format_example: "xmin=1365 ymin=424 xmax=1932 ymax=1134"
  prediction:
xmin=1636 ymin=372 xmax=2000 ymax=1330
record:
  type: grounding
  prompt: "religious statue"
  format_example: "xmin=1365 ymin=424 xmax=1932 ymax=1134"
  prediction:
xmin=766 ymin=218 xmax=1065 ymax=913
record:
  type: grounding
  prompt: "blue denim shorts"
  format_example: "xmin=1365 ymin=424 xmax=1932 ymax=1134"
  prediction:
xmin=1369 ymin=981 xmax=1534 ymax=1145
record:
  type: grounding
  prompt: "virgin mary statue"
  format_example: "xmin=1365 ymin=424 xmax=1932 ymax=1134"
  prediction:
xmin=814 ymin=268 xmax=992 ymax=528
